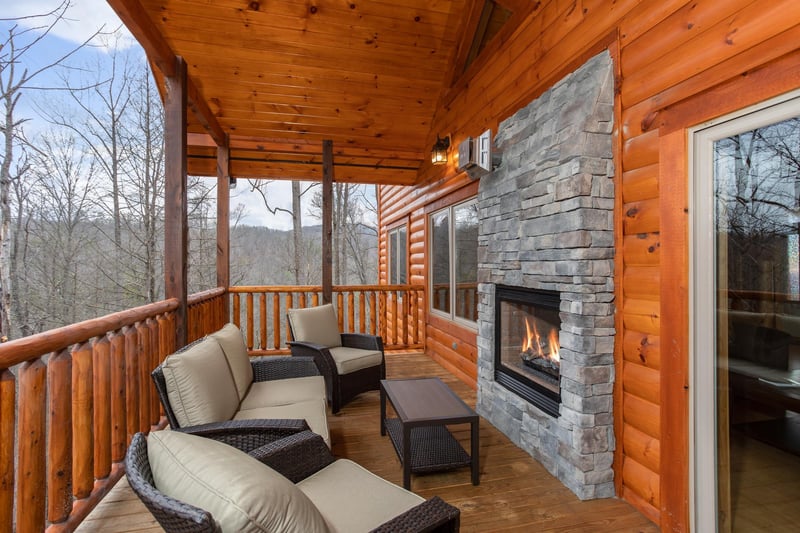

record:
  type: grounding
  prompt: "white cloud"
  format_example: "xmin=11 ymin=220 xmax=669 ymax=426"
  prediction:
xmin=2 ymin=0 xmax=135 ymax=49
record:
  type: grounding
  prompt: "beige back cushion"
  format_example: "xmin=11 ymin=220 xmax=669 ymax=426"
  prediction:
xmin=161 ymin=338 xmax=240 ymax=427
xmin=288 ymin=304 xmax=342 ymax=348
xmin=210 ymin=323 xmax=253 ymax=400
xmin=148 ymin=430 xmax=330 ymax=533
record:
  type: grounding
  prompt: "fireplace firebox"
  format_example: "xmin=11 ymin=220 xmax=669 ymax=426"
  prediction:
xmin=494 ymin=285 xmax=561 ymax=417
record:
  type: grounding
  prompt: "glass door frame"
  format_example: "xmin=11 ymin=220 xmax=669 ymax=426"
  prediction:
xmin=689 ymin=89 xmax=800 ymax=533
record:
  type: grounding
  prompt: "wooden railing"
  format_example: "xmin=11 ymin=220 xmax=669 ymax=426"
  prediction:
xmin=0 ymin=288 xmax=227 ymax=533
xmin=187 ymin=286 xmax=227 ymax=342
xmin=229 ymin=284 xmax=426 ymax=354
xmin=0 ymin=283 xmax=426 ymax=531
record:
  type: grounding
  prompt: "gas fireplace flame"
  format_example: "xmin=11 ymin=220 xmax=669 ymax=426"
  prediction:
xmin=521 ymin=318 xmax=560 ymax=363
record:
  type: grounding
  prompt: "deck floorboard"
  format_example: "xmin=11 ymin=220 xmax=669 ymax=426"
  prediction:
xmin=76 ymin=351 xmax=658 ymax=532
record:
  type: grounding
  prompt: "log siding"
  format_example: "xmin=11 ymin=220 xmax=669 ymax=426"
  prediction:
xmin=378 ymin=0 xmax=800 ymax=528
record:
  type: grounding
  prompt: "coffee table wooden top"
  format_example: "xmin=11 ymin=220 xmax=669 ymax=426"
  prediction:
xmin=380 ymin=377 xmax=476 ymax=423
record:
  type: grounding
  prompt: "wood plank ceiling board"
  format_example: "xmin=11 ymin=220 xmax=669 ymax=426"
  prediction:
xmin=108 ymin=0 xmax=477 ymax=184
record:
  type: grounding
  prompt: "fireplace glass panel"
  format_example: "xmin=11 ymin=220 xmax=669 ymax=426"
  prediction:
xmin=499 ymin=299 xmax=560 ymax=394
xmin=494 ymin=286 xmax=561 ymax=416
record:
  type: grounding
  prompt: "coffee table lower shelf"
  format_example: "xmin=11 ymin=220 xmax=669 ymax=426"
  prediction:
xmin=384 ymin=418 xmax=472 ymax=474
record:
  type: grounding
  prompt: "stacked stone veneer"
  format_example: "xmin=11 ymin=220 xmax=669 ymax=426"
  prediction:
xmin=476 ymin=51 xmax=616 ymax=500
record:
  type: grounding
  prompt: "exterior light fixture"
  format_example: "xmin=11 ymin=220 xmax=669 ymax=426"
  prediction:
xmin=431 ymin=135 xmax=451 ymax=165
xmin=229 ymin=176 xmax=237 ymax=189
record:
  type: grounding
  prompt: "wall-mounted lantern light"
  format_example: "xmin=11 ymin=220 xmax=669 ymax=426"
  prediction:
xmin=430 ymin=135 xmax=451 ymax=165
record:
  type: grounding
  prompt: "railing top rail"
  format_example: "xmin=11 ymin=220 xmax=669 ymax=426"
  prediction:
xmin=0 ymin=298 xmax=179 ymax=368
xmin=229 ymin=284 xmax=425 ymax=293
xmin=188 ymin=286 xmax=227 ymax=305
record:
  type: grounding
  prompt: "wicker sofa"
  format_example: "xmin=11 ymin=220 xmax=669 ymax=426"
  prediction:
xmin=126 ymin=427 xmax=461 ymax=532
xmin=152 ymin=323 xmax=330 ymax=446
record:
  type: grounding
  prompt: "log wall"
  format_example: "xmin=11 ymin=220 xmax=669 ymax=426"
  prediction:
xmin=378 ymin=0 xmax=800 ymax=528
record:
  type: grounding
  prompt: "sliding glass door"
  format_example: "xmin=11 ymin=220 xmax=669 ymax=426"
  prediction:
xmin=693 ymin=93 xmax=800 ymax=532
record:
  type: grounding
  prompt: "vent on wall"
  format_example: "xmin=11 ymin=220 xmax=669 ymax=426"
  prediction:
xmin=457 ymin=129 xmax=494 ymax=179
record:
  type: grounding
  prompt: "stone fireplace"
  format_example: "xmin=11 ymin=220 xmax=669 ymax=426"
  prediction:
xmin=476 ymin=51 xmax=616 ymax=500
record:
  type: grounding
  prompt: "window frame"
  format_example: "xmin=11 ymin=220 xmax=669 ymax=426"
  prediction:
xmin=428 ymin=197 xmax=479 ymax=328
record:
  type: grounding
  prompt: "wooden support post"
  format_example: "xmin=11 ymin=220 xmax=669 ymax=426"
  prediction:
xmin=164 ymin=56 xmax=188 ymax=349
xmin=322 ymin=140 xmax=334 ymax=305
xmin=216 ymin=135 xmax=231 ymax=320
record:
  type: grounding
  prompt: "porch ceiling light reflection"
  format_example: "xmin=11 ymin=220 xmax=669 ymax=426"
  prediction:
xmin=431 ymin=135 xmax=450 ymax=165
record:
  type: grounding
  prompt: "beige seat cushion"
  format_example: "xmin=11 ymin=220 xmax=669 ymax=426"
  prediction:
xmin=240 ymin=376 xmax=326 ymax=410
xmin=210 ymin=323 xmax=253 ymax=401
xmin=298 ymin=459 xmax=424 ymax=532
xmin=288 ymin=304 xmax=342 ymax=348
xmin=235 ymin=399 xmax=330 ymax=447
xmin=328 ymin=347 xmax=383 ymax=375
xmin=147 ymin=430 xmax=330 ymax=533
xmin=161 ymin=339 xmax=239 ymax=428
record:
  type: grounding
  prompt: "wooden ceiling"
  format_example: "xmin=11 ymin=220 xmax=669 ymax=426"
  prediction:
xmin=105 ymin=0 xmax=530 ymax=184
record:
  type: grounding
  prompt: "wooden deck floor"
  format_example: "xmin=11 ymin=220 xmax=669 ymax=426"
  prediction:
xmin=76 ymin=352 xmax=658 ymax=532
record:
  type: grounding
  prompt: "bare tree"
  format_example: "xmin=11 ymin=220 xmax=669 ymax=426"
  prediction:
xmin=248 ymin=179 xmax=317 ymax=284
xmin=0 ymin=1 xmax=100 ymax=339
xmin=24 ymin=129 xmax=97 ymax=332
xmin=310 ymin=183 xmax=378 ymax=285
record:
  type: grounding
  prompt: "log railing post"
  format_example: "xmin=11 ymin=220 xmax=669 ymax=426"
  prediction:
xmin=72 ymin=342 xmax=94 ymax=500
xmin=109 ymin=332 xmax=127 ymax=463
xmin=93 ymin=336 xmax=112 ymax=481
xmin=0 ymin=369 xmax=15 ymax=532
xmin=47 ymin=350 xmax=72 ymax=524
xmin=124 ymin=326 xmax=140 ymax=446
xmin=17 ymin=359 xmax=47 ymax=533
xmin=137 ymin=322 xmax=151 ymax=433
xmin=164 ymin=55 xmax=189 ymax=350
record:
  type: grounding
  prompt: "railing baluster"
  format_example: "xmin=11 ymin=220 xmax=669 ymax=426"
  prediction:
xmin=412 ymin=289 xmax=420 ymax=345
xmin=312 ymin=292 xmax=319 ymax=306
xmin=124 ymin=327 xmax=140 ymax=446
xmin=110 ymin=332 xmax=127 ymax=462
xmin=273 ymin=293 xmax=281 ymax=348
xmin=148 ymin=319 xmax=160 ymax=426
xmin=260 ymin=293 xmax=267 ymax=351
xmin=348 ymin=291 xmax=355 ymax=333
xmin=137 ymin=323 xmax=151 ymax=433
xmin=93 ymin=337 xmax=112 ymax=480
xmin=336 ymin=292 xmax=344 ymax=331
xmin=0 ymin=369 xmax=15 ymax=532
xmin=17 ymin=359 xmax=47 ymax=533
xmin=246 ymin=293 xmax=254 ymax=350
xmin=299 ymin=291 xmax=306 ymax=309
xmin=285 ymin=292 xmax=293 ymax=344
xmin=359 ymin=291 xmax=366 ymax=332
xmin=369 ymin=291 xmax=377 ymax=335
xmin=232 ymin=292 xmax=241 ymax=328
xmin=47 ymin=350 xmax=72 ymax=524
xmin=379 ymin=291 xmax=387 ymax=342
xmin=73 ymin=342 xmax=94 ymax=499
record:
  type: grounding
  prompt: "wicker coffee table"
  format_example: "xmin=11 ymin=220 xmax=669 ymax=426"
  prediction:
xmin=380 ymin=377 xmax=479 ymax=489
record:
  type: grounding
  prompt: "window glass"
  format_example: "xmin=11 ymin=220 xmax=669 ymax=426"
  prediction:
xmin=388 ymin=226 xmax=407 ymax=284
xmin=431 ymin=210 xmax=451 ymax=313
xmin=454 ymin=201 xmax=478 ymax=321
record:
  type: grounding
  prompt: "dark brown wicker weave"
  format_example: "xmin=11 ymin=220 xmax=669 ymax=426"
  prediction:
xmin=288 ymin=329 xmax=386 ymax=414
xmin=125 ymin=429 xmax=460 ymax=533
xmin=152 ymin=341 xmax=321 ymax=429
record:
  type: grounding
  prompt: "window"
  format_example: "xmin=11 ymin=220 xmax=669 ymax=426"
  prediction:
xmin=388 ymin=225 xmax=407 ymax=284
xmin=430 ymin=198 xmax=478 ymax=323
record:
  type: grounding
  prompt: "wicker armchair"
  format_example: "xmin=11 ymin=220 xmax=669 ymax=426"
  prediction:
xmin=126 ymin=429 xmax=461 ymax=532
xmin=288 ymin=304 xmax=386 ymax=413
